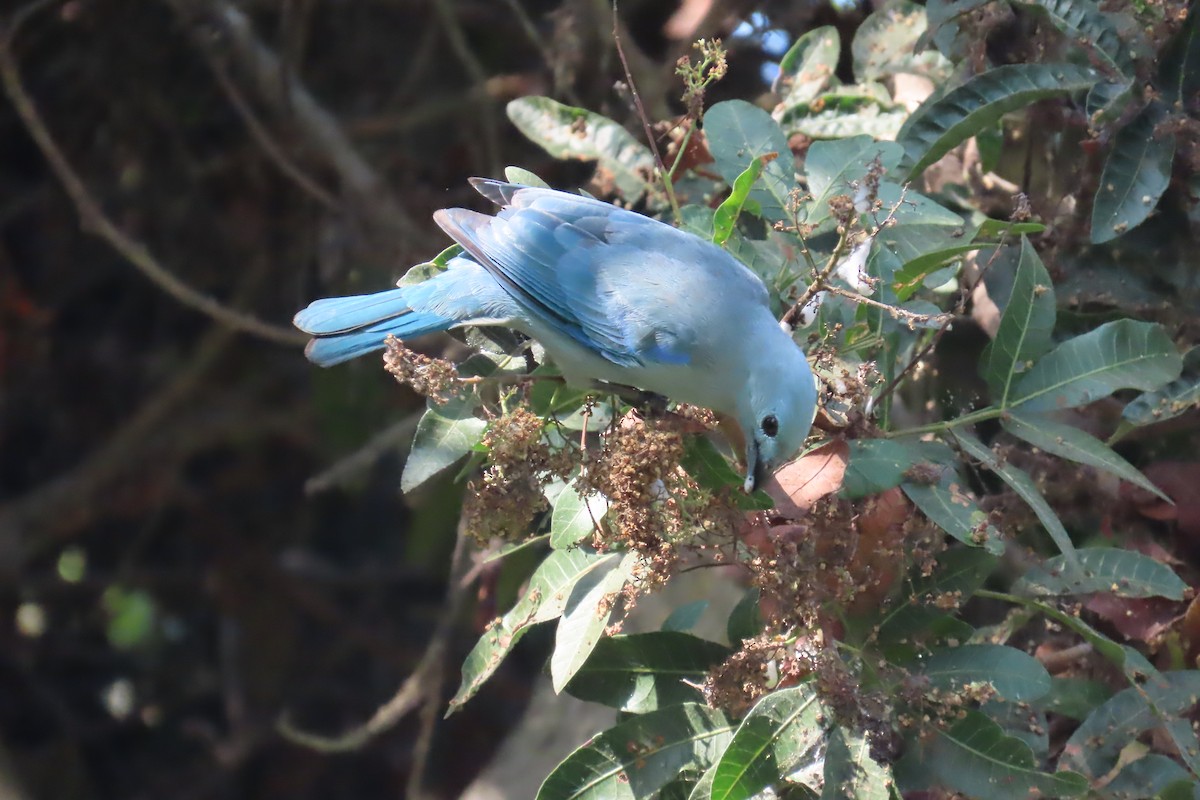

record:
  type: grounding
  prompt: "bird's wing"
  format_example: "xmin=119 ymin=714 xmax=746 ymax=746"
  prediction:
xmin=435 ymin=180 xmax=767 ymax=368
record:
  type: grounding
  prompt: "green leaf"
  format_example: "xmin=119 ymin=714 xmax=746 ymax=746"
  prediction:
xmin=897 ymin=63 xmax=1095 ymax=178
xmin=803 ymin=136 xmax=905 ymax=228
xmin=550 ymin=483 xmax=609 ymax=549
xmin=402 ymin=397 xmax=487 ymax=493
xmin=953 ymin=430 xmax=1082 ymax=572
xmin=774 ymin=26 xmax=841 ymax=105
xmin=1091 ymin=105 xmax=1177 ymax=244
xmin=398 ymin=243 xmax=463 ymax=286
xmin=713 ymin=155 xmax=770 ymax=245
xmin=564 ymin=632 xmax=729 ymax=713
xmin=975 ymin=219 xmax=1047 ymax=239
xmin=979 ymin=237 xmax=1056 ymax=406
xmin=852 ymin=1 xmax=951 ymax=81
xmin=682 ymin=437 xmax=773 ymax=510
xmin=506 ymin=97 xmax=655 ymax=201
xmin=663 ymin=600 xmax=709 ymax=633
xmin=727 ymin=588 xmax=761 ymax=645
xmin=537 ymin=703 xmax=734 ymax=800
xmin=704 ymin=100 xmax=794 ymax=222
xmin=1061 ymin=671 xmax=1200 ymax=781
xmin=1087 ymin=79 xmax=1135 ymax=124
xmin=450 ymin=549 xmax=618 ymax=710
xmin=711 ymin=685 xmax=829 ymax=800
xmin=893 ymin=242 xmax=995 ymax=301
xmin=841 ymin=439 xmax=923 ymax=498
xmin=687 ymin=763 xmax=718 ymax=800
xmin=931 ymin=710 xmax=1088 ymax=799
xmin=1009 ymin=320 xmax=1183 ymax=412
xmin=504 ymin=165 xmax=551 ymax=188
xmin=902 ymin=469 xmax=1005 ymax=553
xmin=1124 ymin=347 xmax=1200 ymax=426
xmin=913 ymin=644 xmax=1052 ymax=703
xmin=926 ymin=0 xmax=994 ymax=26
xmin=1015 ymin=0 xmax=1134 ymax=78
xmin=1042 ymin=676 xmax=1113 ymax=721
xmin=1159 ymin=778 xmax=1200 ymax=800
xmin=1160 ymin=0 xmax=1200 ymax=107
xmin=1013 ymin=546 xmax=1187 ymax=599
xmin=552 ymin=553 xmax=637 ymax=692
xmin=821 ymin=727 xmax=892 ymax=800
xmin=924 ymin=0 xmax=995 ymax=33
xmin=994 ymin=591 xmax=1154 ymax=679
xmin=1002 ymin=411 xmax=1170 ymax=501
xmin=876 ymin=547 xmax=998 ymax=646
xmin=778 ymin=97 xmax=908 ymax=141
xmin=1107 ymin=754 xmax=1191 ymax=800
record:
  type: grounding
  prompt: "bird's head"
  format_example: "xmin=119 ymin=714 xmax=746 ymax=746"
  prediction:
xmin=737 ymin=337 xmax=818 ymax=492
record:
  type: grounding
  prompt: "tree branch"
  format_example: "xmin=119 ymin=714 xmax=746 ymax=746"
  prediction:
xmin=0 ymin=4 xmax=306 ymax=347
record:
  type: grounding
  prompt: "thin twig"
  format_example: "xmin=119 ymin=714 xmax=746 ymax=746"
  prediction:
xmin=823 ymin=284 xmax=951 ymax=327
xmin=3 ymin=256 xmax=287 ymax=566
xmin=163 ymin=0 xmax=423 ymax=250
xmin=611 ymin=1 xmax=679 ymax=221
xmin=277 ymin=521 xmax=474 ymax=753
xmin=208 ymin=55 xmax=339 ymax=210
xmin=499 ymin=0 xmax=581 ymax=105
xmin=303 ymin=412 xmax=423 ymax=494
xmin=872 ymin=226 xmax=1017 ymax=408
xmin=430 ymin=0 xmax=500 ymax=174
xmin=0 ymin=5 xmax=306 ymax=347
xmin=781 ymin=230 xmax=851 ymax=331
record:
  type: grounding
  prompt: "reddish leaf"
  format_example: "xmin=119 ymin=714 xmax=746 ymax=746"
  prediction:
xmin=1124 ymin=462 xmax=1200 ymax=539
xmin=761 ymin=440 xmax=849 ymax=520
xmin=1083 ymin=593 xmax=1180 ymax=643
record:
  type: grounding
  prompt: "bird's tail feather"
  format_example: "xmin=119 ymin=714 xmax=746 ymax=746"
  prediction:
xmin=294 ymin=287 xmax=455 ymax=367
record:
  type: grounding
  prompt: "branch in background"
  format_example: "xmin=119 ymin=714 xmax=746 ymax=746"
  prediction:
xmin=303 ymin=412 xmax=423 ymax=494
xmin=1 ymin=252 xmax=298 ymax=567
xmin=208 ymin=56 xmax=340 ymax=210
xmin=612 ymin=2 xmax=679 ymax=221
xmin=277 ymin=521 xmax=473 ymax=754
xmin=500 ymin=0 xmax=583 ymax=106
xmin=430 ymin=0 xmax=501 ymax=175
xmin=0 ymin=5 xmax=306 ymax=347
xmin=162 ymin=0 xmax=425 ymax=251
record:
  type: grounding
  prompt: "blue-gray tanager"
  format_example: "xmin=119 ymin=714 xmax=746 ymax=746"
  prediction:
xmin=294 ymin=178 xmax=817 ymax=490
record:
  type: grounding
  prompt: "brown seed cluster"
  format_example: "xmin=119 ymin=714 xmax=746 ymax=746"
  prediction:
xmin=461 ymin=407 xmax=573 ymax=543
xmin=578 ymin=417 xmax=687 ymax=559
xmin=383 ymin=335 xmax=462 ymax=403
xmin=703 ymin=634 xmax=797 ymax=715
xmin=576 ymin=414 xmax=745 ymax=585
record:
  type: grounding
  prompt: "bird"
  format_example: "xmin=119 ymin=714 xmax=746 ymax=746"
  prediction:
xmin=294 ymin=178 xmax=817 ymax=491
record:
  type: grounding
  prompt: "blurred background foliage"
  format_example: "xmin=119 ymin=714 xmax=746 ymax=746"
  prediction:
xmin=1 ymin=0 xmax=1198 ymax=798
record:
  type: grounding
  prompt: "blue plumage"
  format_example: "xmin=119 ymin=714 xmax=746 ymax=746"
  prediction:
xmin=294 ymin=177 xmax=818 ymax=490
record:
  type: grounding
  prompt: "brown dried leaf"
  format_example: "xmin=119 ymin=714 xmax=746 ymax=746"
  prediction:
xmin=761 ymin=440 xmax=849 ymax=520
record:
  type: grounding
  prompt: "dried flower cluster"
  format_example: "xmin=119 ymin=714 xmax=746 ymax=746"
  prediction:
xmin=461 ymin=407 xmax=573 ymax=543
xmin=577 ymin=414 xmax=744 ymax=583
xmin=383 ymin=336 xmax=462 ymax=403
xmin=578 ymin=416 xmax=687 ymax=557
xmin=703 ymin=634 xmax=798 ymax=715
xmin=676 ymin=38 xmax=728 ymax=118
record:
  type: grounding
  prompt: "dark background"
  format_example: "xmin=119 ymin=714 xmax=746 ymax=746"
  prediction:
xmin=0 ymin=1 xmax=857 ymax=797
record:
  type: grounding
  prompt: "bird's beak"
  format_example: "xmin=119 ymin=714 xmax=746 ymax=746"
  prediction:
xmin=743 ymin=439 xmax=770 ymax=493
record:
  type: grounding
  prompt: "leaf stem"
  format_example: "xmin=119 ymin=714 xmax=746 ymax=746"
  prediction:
xmin=884 ymin=406 xmax=1005 ymax=439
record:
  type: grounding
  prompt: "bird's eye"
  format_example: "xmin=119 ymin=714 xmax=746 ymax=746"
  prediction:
xmin=760 ymin=415 xmax=779 ymax=438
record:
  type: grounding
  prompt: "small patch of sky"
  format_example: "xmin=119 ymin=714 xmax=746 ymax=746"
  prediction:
xmin=731 ymin=11 xmax=791 ymax=85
